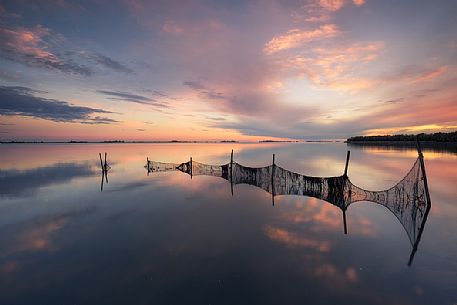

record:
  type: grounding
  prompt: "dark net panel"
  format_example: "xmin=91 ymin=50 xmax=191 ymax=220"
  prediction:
xmin=347 ymin=157 xmax=430 ymax=246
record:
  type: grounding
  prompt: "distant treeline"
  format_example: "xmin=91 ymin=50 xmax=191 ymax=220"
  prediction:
xmin=347 ymin=131 xmax=457 ymax=143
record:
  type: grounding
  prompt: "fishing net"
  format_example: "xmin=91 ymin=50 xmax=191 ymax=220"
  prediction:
xmin=145 ymin=152 xmax=431 ymax=261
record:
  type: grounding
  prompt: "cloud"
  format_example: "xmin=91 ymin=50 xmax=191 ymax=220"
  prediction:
xmin=316 ymin=0 xmax=365 ymax=12
xmin=183 ymin=80 xmax=227 ymax=101
xmin=264 ymin=225 xmax=332 ymax=252
xmin=141 ymin=88 xmax=185 ymax=101
xmin=97 ymin=90 xmax=151 ymax=102
xmin=0 ymin=162 xmax=96 ymax=197
xmin=0 ymin=86 xmax=118 ymax=123
xmin=271 ymin=41 xmax=384 ymax=91
xmin=319 ymin=0 xmax=345 ymax=11
xmin=121 ymin=0 xmax=452 ymax=140
xmin=380 ymin=65 xmax=449 ymax=86
xmin=382 ymin=98 xmax=404 ymax=104
xmin=86 ymin=52 xmax=133 ymax=74
xmin=97 ymin=90 xmax=170 ymax=108
xmin=0 ymin=208 xmax=95 ymax=261
xmin=411 ymin=66 xmax=448 ymax=83
xmin=210 ymin=95 xmax=453 ymax=139
xmin=205 ymin=116 xmax=226 ymax=121
xmin=183 ymin=81 xmax=205 ymax=90
xmin=0 ymin=25 xmax=133 ymax=76
xmin=264 ymin=24 xmax=340 ymax=55
xmin=0 ymin=25 xmax=92 ymax=75
xmin=79 ymin=116 xmax=120 ymax=124
xmin=211 ymin=92 xmax=457 ymax=139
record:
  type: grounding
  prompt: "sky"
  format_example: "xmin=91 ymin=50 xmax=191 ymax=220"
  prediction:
xmin=0 ymin=0 xmax=456 ymax=141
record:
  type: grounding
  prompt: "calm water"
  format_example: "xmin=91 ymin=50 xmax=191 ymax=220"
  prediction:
xmin=0 ymin=143 xmax=456 ymax=305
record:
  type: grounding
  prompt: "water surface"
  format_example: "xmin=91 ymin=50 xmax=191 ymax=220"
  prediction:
xmin=0 ymin=143 xmax=456 ymax=304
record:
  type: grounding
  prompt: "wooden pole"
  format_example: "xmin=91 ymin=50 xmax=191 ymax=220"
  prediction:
xmin=409 ymin=136 xmax=432 ymax=266
xmin=99 ymin=153 xmax=104 ymax=170
xmin=344 ymin=150 xmax=350 ymax=176
xmin=343 ymin=209 xmax=348 ymax=234
xmin=416 ymin=136 xmax=431 ymax=206
xmin=190 ymin=157 xmax=193 ymax=179
xmin=416 ymin=136 xmax=422 ymax=155
xmin=272 ymin=154 xmax=275 ymax=206
xmin=100 ymin=170 xmax=104 ymax=191
xmin=230 ymin=150 xmax=234 ymax=196
xmin=104 ymin=152 xmax=107 ymax=170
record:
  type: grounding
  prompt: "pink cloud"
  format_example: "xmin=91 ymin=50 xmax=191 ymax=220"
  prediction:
xmin=411 ymin=65 xmax=448 ymax=83
xmin=162 ymin=21 xmax=184 ymax=34
xmin=264 ymin=24 xmax=340 ymax=55
xmin=0 ymin=26 xmax=53 ymax=60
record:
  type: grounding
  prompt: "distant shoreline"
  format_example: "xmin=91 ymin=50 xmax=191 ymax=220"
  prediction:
xmin=0 ymin=140 xmax=241 ymax=144
xmin=0 ymin=140 xmax=345 ymax=144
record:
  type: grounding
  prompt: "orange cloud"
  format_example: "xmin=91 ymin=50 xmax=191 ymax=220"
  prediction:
xmin=273 ymin=41 xmax=383 ymax=91
xmin=318 ymin=0 xmax=365 ymax=11
xmin=277 ymin=198 xmax=376 ymax=236
xmin=352 ymin=0 xmax=365 ymax=6
xmin=264 ymin=24 xmax=340 ymax=55
xmin=319 ymin=0 xmax=345 ymax=11
xmin=314 ymin=263 xmax=359 ymax=286
xmin=264 ymin=225 xmax=332 ymax=252
xmin=0 ymin=218 xmax=67 ymax=259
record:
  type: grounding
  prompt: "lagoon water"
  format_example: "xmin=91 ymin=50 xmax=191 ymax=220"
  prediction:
xmin=0 ymin=142 xmax=456 ymax=304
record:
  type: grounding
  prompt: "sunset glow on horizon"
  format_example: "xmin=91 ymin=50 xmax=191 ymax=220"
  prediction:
xmin=0 ymin=0 xmax=456 ymax=141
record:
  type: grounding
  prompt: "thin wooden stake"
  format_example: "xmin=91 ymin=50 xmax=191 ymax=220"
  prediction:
xmin=99 ymin=153 xmax=104 ymax=170
xmin=409 ymin=136 xmax=432 ymax=266
xmin=230 ymin=150 xmax=234 ymax=196
xmin=100 ymin=171 xmax=104 ymax=191
xmin=344 ymin=150 xmax=350 ymax=176
xmin=343 ymin=209 xmax=348 ymax=234
xmin=272 ymin=154 xmax=275 ymax=206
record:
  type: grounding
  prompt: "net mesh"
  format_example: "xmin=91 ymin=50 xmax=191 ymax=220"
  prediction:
xmin=145 ymin=154 xmax=431 ymax=248
xmin=347 ymin=157 xmax=430 ymax=245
